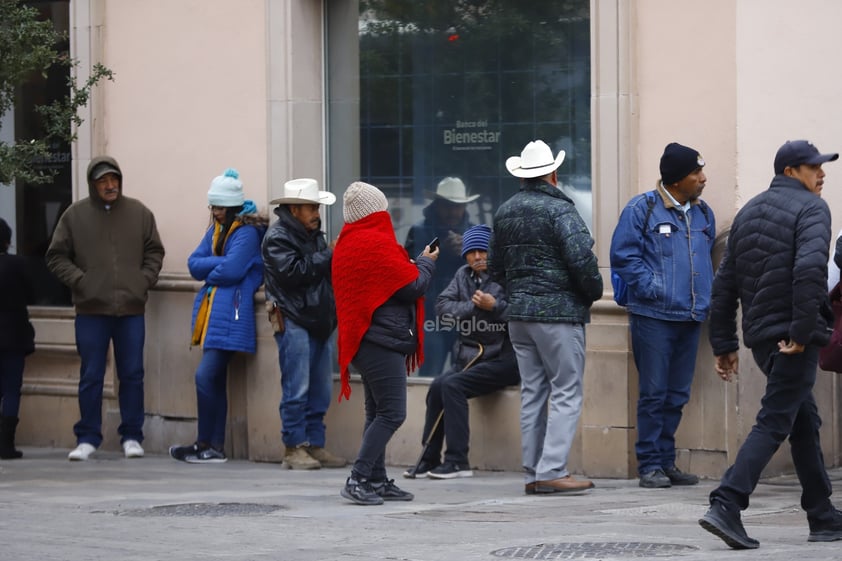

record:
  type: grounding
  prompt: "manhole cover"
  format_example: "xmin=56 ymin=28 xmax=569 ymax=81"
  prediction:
xmin=491 ymin=542 xmax=698 ymax=559
xmin=117 ymin=503 xmax=286 ymax=517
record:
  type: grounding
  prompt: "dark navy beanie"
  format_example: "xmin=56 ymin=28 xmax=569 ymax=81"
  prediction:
xmin=660 ymin=142 xmax=705 ymax=185
xmin=461 ymin=224 xmax=491 ymax=257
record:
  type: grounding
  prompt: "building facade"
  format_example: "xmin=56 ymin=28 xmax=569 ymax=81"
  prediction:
xmin=5 ymin=0 xmax=842 ymax=477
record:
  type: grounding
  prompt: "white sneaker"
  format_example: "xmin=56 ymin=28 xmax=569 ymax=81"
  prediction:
xmin=68 ymin=443 xmax=96 ymax=461
xmin=122 ymin=440 xmax=144 ymax=458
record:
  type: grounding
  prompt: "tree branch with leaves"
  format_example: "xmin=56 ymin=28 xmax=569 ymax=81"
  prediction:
xmin=0 ymin=0 xmax=114 ymax=185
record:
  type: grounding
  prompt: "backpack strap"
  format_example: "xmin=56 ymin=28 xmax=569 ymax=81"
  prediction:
xmin=642 ymin=191 xmax=657 ymax=232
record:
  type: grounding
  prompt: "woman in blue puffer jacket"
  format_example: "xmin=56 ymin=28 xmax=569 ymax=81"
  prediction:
xmin=169 ymin=168 xmax=267 ymax=464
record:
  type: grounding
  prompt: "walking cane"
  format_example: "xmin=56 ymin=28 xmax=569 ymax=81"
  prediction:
xmin=408 ymin=342 xmax=484 ymax=477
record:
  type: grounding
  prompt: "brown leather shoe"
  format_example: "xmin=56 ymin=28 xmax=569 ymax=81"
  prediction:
xmin=525 ymin=482 xmax=537 ymax=495
xmin=534 ymin=475 xmax=594 ymax=494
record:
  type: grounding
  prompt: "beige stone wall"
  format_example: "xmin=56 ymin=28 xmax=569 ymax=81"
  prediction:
xmin=16 ymin=0 xmax=842 ymax=481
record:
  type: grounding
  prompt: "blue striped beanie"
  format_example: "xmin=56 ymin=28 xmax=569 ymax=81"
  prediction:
xmin=461 ymin=224 xmax=491 ymax=257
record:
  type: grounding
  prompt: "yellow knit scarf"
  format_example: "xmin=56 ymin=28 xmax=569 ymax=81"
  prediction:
xmin=191 ymin=220 xmax=243 ymax=346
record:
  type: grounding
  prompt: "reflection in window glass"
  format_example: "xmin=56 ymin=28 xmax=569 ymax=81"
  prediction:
xmin=329 ymin=1 xmax=591 ymax=236
xmin=327 ymin=0 xmax=591 ymax=375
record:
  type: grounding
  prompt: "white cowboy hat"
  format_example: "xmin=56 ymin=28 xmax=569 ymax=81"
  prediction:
xmin=270 ymin=178 xmax=337 ymax=206
xmin=426 ymin=176 xmax=480 ymax=204
xmin=505 ymin=140 xmax=566 ymax=179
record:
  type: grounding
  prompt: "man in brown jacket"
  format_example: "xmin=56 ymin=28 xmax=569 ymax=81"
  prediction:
xmin=46 ymin=156 xmax=164 ymax=461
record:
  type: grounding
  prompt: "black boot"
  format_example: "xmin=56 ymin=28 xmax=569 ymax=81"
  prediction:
xmin=0 ymin=416 xmax=23 ymax=459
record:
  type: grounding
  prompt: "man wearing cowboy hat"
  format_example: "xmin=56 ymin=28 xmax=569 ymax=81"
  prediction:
xmin=262 ymin=178 xmax=346 ymax=470
xmin=489 ymin=140 xmax=602 ymax=495
xmin=405 ymin=176 xmax=479 ymax=376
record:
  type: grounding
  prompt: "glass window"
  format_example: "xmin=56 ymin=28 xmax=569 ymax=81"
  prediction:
xmin=326 ymin=0 xmax=591 ymax=375
xmin=3 ymin=1 xmax=72 ymax=305
xmin=328 ymin=1 xmax=591 ymax=235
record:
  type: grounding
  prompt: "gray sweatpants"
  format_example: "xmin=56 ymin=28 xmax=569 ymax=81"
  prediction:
xmin=508 ymin=321 xmax=585 ymax=483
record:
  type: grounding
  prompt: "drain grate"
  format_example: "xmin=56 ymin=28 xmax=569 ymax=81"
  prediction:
xmin=117 ymin=502 xmax=286 ymax=517
xmin=491 ymin=542 xmax=698 ymax=559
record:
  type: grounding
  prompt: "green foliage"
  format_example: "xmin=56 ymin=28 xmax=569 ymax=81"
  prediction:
xmin=0 ymin=0 xmax=114 ymax=185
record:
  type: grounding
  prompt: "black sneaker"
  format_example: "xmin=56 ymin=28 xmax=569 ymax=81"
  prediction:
xmin=664 ymin=466 xmax=699 ymax=486
xmin=639 ymin=469 xmax=671 ymax=488
xmin=371 ymin=478 xmax=414 ymax=501
xmin=428 ymin=461 xmax=473 ymax=480
xmin=403 ymin=459 xmax=439 ymax=479
xmin=341 ymin=476 xmax=384 ymax=506
xmin=809 ymin=507 xmax=842 ymax=542
xmin=185 ymin=446 xmax=227 ymax=464
xmin=169 ymin=442 xmax=202 ymax=463
xmin=699 ymin=500 xmax=759 ymax=549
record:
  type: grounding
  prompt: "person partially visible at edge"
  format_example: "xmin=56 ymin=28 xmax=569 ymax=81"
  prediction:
xmin=45 ymin=156 xmax=165 ymax=461
xmin=333 ymin=181 xmax=438 ymax=505
xmin=169 ymin=169 xmax=267 ymax=464
xmin=831 ymin=229 xmax=842 ymax=290
xmin=700 ymin=140 xmax=842 ymax=549
xmin=404 ymin=177 xmax=478 ymax=377
xmin=609 ymin=142 xmax=716 ymax=489
xmin=489 ymin=140 xmax=602 ymax=495
xmin=403 ymin=224 xmax=520 ymax=481
xmin=0 ymin=218 xmax=35 ymax=459
xmin=262 ymin=178 xmax=346 ymax=470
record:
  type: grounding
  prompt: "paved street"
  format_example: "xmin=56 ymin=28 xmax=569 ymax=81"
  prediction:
xmin=1 ymin=447 xmax=841 ymax=561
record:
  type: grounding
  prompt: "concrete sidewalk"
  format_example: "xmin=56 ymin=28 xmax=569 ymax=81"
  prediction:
xmin=1 ymin=447 xmax=841 ymax=561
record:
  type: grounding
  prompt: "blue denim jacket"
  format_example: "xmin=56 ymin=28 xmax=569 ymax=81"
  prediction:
xmin=609 ymin=188 xmax=716 ymax=322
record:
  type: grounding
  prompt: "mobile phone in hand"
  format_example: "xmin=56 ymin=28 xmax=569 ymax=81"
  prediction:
xmin=427 ymin=237 xmax=440 ymax=252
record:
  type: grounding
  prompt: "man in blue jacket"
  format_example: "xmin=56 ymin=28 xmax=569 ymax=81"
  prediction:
xmin=610 ymin=142 xmax=716 ymax=489
xmin=700 ymin=140 xmax=842 ymax=549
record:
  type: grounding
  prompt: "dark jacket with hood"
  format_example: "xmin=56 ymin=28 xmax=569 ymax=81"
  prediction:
xmin=45 ymin=156 xmax=165 ymax=316
xmin=489 ymin=178 xmax=602 ymax=323
xmin=262 ymin=205 xmax=336 ymax=340
xmin=709 ymin=175 xmax=834 ymax=354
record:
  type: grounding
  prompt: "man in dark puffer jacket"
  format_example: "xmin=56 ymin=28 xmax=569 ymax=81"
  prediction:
xmin=700 ymin=140 xmax=842 ymax=549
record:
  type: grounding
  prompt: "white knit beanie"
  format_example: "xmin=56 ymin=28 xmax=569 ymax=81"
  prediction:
xmin=207 ymin=168 xmax=245 ymax=207
xmin=343 ymin=181 xmax=388 ymax=223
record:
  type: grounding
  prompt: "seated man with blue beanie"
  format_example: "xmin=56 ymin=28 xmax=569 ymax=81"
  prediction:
xmin=404 ymin=224 xmax=521 ymax=479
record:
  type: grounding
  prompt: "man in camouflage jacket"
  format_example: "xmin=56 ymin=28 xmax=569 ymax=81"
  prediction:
xmin=489 ymin=140 xmax=602 ymax=495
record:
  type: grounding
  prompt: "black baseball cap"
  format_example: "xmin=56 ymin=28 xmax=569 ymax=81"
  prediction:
xmin=774 ymin=140 xmax=838 ymax=174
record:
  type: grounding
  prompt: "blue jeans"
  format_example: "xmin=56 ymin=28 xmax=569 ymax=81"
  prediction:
xmin=630 ymin=314 xmax=701 ymax=475
xmin=711 ymin=342 xmax=834 ymax=522
xmin=74 ymin=314 xmax=146 ymax=447
xmin=350 ymin=340 xmax=407 ymax=480
xmin=274 ymin=319 xmax=332 ymax=448
xmin=0 ymin=351 xmax=25 ymax=417
xmin=195 ymin=349 xmax=234 ymax=448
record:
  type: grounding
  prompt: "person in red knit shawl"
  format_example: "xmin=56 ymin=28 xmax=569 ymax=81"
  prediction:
xmin=333 ymin=181 xmax=438 ymax=505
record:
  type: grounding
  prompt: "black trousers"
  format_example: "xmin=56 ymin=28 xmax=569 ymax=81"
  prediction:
xmin=710 ymin=341 xmax=835 ymax=524
xmin=350 ymin=340 xmax=407 ymax=481
xmin=421 ymin=346 xmax=520 ymax=465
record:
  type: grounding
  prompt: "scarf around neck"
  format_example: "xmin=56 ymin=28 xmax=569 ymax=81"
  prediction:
xmin=332 ymin=211 xmax=424 ymax=401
